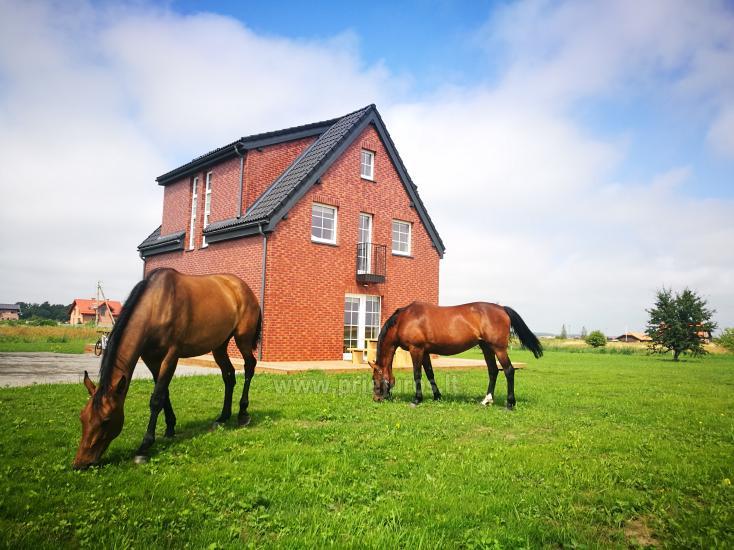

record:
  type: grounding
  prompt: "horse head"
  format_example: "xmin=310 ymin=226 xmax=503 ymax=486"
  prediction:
xmin=368 ymin=361 xmax=394 ymax=401
xmin=73 ymin=371 xmax=127 ymax=470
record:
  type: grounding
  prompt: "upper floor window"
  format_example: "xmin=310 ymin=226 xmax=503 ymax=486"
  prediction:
xmin=360 ymin=149 xmax=374 ymax=180
xmin=312 ymin=203 xmax=337 ymax=244
xmin=392 ymin=220 xmax=411 ymax=256
xmin=202 ymin=171 xmax=212 ymax=247
xmin=188 ymin=177 xmax=198 ymax=250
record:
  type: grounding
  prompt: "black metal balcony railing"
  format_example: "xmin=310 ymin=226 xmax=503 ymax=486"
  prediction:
xmin=356 ymin=242 xmax=386 ymax=284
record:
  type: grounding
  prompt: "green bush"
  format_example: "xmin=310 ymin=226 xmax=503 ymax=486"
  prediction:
xmin=585 ymin=330 xmax=607 ymax=348
xmin=716 ymin=328 xmax=734 ymax=353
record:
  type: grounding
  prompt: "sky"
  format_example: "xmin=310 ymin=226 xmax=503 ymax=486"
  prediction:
xmin=0 ymin=0 xmax=733 ymax=336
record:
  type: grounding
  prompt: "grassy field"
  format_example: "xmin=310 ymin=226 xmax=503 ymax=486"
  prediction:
xmin=0 ymin=324 xmax=98 ymax=354
xmin=0 ymin=351 xmax=732 ymax=548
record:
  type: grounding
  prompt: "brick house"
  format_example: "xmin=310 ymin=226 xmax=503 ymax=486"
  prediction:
xmin=0 ymin=304 xmax=20 ymax=321
xmin=69 ymin=299 xmax=122 ymax=326
xmin=138 ymin=105 xmax=445 ymax=361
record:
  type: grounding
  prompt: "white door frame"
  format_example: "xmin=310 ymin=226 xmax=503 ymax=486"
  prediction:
xmin=343 ymin=293 xmax=381 ymax=360
xmin=357 ymin=213 xmax=373 ymax=274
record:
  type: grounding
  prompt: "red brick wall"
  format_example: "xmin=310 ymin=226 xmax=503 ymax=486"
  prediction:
xmin=242 ymin=137 xmax=316 ymax=212
xmin=144 ymin=124 xmax=441 ymax=361
xmin=161 ymin=179 xmax=190 ymax=235
xmin=262 ymin=124 xmax=440 ymax=361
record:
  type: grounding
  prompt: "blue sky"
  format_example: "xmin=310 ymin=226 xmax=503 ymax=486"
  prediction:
xmin=1 ymin=0 xmax=733 ymax=334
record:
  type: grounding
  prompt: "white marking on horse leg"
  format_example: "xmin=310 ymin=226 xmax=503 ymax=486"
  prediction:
xmin=481 ymin=393 xmax=494 ymax=406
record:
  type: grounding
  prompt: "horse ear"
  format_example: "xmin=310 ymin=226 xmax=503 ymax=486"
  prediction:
xmin=115 ymin=376 xmax=127 ymax=396
xmin=368 ymin=361 xmax=376 ymax=370
xmin=83 ymin=371 xmax=96 ymax=396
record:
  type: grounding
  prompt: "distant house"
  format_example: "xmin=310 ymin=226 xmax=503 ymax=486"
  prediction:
xmin=0 ymin=303 xmax=20 ymax=321
xmin=68 ymin=299 xmax=122 ymax=326
xmin=615 ymin=332 xmax=652 ymax=343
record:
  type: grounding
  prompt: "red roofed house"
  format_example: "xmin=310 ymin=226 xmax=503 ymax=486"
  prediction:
xmin=138 ymin=105 xmax=445 ymax=361
xmin=69 ymin=299 xmax=122 ymax=326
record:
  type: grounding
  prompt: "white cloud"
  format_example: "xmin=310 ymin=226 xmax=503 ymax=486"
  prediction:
xmin=0 ymin=0 xmax=732 ymax=335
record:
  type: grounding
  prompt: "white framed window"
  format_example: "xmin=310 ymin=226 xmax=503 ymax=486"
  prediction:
xmin=360 ymin=149 xmax=374 ymax=180
xmin=202 ymin=171 xmax=212 ymax=247
xmin=311 ymin=203 xmax=337 ymax=244
xmin=392 ymin=220 xmax=411 ymax=256
xmin=188 ymin=177 xmax=198 ymax=250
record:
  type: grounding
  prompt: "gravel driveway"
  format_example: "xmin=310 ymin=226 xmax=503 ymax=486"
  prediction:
xmin=0 ymin=352 xmax=220 ymax=388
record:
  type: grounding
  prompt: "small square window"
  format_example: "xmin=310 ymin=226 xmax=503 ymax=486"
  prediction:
xmin=392 ymin=220 xmax=411 ymax=256
xmin=360 ymin=149 xmax=374 ymax=180
xmin=312 ymin=203 xmax=337 ymax=244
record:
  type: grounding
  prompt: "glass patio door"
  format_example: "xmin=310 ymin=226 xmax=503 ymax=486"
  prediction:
xmin=343 ymin=294 xmax=381 ymax=360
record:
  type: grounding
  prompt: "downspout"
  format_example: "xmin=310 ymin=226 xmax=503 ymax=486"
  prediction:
xmin=258 ymin=223 xmax=268 ymax=361
xmin=234 ymin=144 xmax=245 ymax=218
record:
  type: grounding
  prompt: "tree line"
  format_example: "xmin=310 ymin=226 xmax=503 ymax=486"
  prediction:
xmin=16 ymin=302 xmax=70 ymax=322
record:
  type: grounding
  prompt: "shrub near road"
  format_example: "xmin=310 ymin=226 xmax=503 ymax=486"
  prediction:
xmin=0 ymin=323 xmax=98 ymax=353
xmin=0 ymin=351 xmax=732 ymax=547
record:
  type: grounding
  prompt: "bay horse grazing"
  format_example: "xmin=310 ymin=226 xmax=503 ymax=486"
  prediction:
xmin=368 ymin=302 xmax=542 ymax=409
xmin=73 ymin=268 xmax=261 ymax=470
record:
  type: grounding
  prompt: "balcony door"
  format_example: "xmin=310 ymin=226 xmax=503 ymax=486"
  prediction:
xmin=343 ymin=294 xmax=381 ymax=360
xmin=357 ymin=213 xmax=372 ymax=274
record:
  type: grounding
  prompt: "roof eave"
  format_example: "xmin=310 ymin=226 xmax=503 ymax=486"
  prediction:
xmin=155 ymin=124 xmax=333 ymax=186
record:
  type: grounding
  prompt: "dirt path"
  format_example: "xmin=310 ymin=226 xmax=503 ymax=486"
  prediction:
xmin=0 ymin=352 xmax=219 ymax=388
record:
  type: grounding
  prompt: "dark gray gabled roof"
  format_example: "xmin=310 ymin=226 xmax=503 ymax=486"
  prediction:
xmin=155 ymin=115 xmax=342 ymax=186
xmin=137 ymin=226 xmax=185 ymax=257
xmin=0 ymin=303 xmax=20 ymax=311
xmin=204 ymin=105 xmax=446 ymax=257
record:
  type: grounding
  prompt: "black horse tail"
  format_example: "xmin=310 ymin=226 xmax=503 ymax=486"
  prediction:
xmin=252 ymin=310 xmax=262 ymax=349
xmin=503 ymin=306 xmax=543 ymax=359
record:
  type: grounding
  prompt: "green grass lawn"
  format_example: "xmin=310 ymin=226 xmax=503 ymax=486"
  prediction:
xmin=1 ymin=351 xmax=732 ymax=548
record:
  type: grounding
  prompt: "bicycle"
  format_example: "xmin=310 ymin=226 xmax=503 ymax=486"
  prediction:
xmin=94 ymin=332 xmax=109 ymax=357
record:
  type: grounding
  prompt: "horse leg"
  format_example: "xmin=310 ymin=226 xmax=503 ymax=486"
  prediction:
xmin=135 ymin=350 xmax=178 ymax=463
xmin=495 ymin=348 xmax=516 ymax=410
xmin=479 ymin=342 xmax=499 ymax=406
xmin=212 ymin=342 xmax=236 ymax=426
xmin=410 ymin=348 xmax=424 ymax=406
xmin=142 ymin=354 xmax=177 ymax=437
xmin=234 ymin=335 xmax=257 ymax=427
xmin=422 ymin=354 xmax=442 ymax=400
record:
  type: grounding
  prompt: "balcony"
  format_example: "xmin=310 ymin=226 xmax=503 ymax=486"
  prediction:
xmin=356 ymin=243 xmax=386 ymax=284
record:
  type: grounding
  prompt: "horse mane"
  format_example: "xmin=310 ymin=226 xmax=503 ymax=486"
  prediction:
xmin=94 ymin=274 xmax=154 ymax=407
xmin=377 ymin=306 xmax=406 ymax=360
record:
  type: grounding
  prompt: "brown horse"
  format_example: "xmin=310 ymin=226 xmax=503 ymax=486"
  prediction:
xmin=73 ymin=268 xmax=261 ymax=470
xmin=368 ymin=302 xmax=543 ymax=408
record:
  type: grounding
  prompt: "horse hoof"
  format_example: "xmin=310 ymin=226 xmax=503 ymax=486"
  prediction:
xmin=164 ymin=430 xmax=175 ymax=438
xmin=238 ymin=414 xmax=251 ymax=427
xmin=506 ymin=404 xmax=516 ymax=412
xmin=133 ymin=455 xmax=149 ymax=465
xmin=433 ymin=394 xmax=442 ymax=401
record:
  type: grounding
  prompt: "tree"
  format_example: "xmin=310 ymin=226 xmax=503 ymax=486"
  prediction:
xmin=585 ymin=330 xmax=607 ymax=348
xmin=645 ymin=288 xmax=717 ymax=361
xmin=580 ymin=326 xmax=588 ymax=339
xmin=558 ymin=324 xmax=567 ymax=339
xmin=716 ymin=328 xmax=734 ymax=353
xmin=17 ymin=302 xmax=70 ymax=322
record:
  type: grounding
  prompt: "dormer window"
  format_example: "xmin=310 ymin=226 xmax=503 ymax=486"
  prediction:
xmin=188 ymin=177 xmax=198 ymax=250
xmin=360 ymin=149 xmax=374 ymax=180
xmin=202 ymin=171 xmax=212 ymax=247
